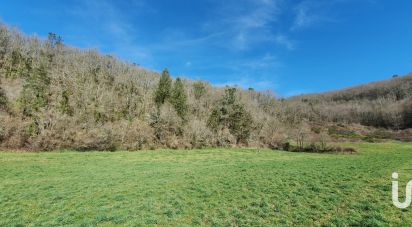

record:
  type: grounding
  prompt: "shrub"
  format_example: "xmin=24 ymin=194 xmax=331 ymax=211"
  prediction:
xmin=286 ymin=143 xmax=356 ymax=153
xmin=342 ymin=147 xmax=356 ymax=153
xmin=24 ymin=111 xmax=81 ymax=150
xmin=309 ymin=131 xmax=331 ymax=151
xmin=73 ymin=127 xmax=115 ymax=151
xmin=184 ymin=119 xmax=213 ymax=148
xmin=114 ymin=120 xmax=154 ymax=150
xmin=328 ymin=125 xmax=361 ymax=139
xmin=265 ymin=135 xmax=287 ymax=150
xmin=393 ymin=129 xmax=412 ymax=142
xmin=150 ymin=103 xmax=183 ymax=147
xmin=0 ymin=116 xmax=30 ymax=149
xmin=216 ymin=128 xmax=237 ymax=147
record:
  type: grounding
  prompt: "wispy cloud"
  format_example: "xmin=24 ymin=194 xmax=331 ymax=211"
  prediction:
xmin=291 ymin=0 xmax=354 ymax=31
xmin=205 ymin=0 xmax=282 ymax=51
xmin=51 ymin=0 xmax=350 ymax=91
xmin=209 ymin=53 xmax=281 ymax=90
xmin=64 ymin=0 xmax=154 ymax=66
xmin=292 ymin=1 xmax=321 ymax=30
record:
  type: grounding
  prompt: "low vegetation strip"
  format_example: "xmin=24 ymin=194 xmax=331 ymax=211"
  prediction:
xmin=1 ymin=142 xmax=412 ymax=226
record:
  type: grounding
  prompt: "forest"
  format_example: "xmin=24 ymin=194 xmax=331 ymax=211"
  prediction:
xmin=0 ymin=23 xmax=411 ymax=151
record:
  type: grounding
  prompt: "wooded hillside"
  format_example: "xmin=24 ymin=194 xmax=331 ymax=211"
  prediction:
xmin=0 ymin=23 xmax=411 ymax=151
xmin=290 ymin=75 xmax=412 ymax=129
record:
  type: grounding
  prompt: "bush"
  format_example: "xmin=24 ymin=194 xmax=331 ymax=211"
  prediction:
xmin=20 ymin=110 xmax=78 ymax=150
xmin=328 ymin=125 xmax=362 ymax=139
xmin=73 ymin=127 xmax=115 ymax=151
xmin=150 ymin=103 xmax=183 ymax=147
xmin=308 ymin=131 xmax=331 ymax=151
xmin=262 ymin=130 xmax=288 ymax=150
xmin=216 ymin=128 xmax=237 ymax=147
xmin=0 ymin=116 xmax=30 ymax=149
xmin=393 ymin=129 xmax=412 ymax=142
xmin=184 ymin=119 xmax=213 ymax=148
xmin=114 ymin=120 xmax=154 ymax=150
xmin=286 ymin=143 xmax=356 ymax=153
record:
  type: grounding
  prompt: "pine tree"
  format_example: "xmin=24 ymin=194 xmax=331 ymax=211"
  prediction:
xmin=207 ymin=87 xmax=253 ymax=144
xmin=154 ymin=69 xmax=172 ymax=107
xmin=171 ymin=78 xmax=188 ymax=120
xmin=18 ymin=65 xmax=50 ymax=116
xmin=193 ymin=81 xmax=206 ymax=100
xmin=222 ymin=87 xmax=237 ymax=106
xmin=229 ymin=104 xmax=253 ymax=144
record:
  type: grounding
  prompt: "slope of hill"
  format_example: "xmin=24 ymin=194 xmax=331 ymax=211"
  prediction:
xmin=0 ymin=23 xmax=411 ymax=151
xmin=289 ymin=75 xmax=412 ymax=129
xmin=0 ymin=23 xmax=281 ymax=150
xmin=293 ymin=74 xmax=412 ymax=102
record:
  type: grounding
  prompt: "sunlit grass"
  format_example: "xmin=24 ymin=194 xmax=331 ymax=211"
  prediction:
xmin=1 ymin=142 xmax=412 ymax=226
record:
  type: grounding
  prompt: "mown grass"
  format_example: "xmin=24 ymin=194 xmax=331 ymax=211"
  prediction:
xmin=1 ymin=142 xmax=412 ymax=226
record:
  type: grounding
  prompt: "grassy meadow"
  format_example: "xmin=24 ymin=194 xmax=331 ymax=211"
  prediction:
xmin=1 ymin=142 xmax=412 ymax=226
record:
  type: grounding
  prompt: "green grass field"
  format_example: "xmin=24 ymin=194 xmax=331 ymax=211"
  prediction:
xmin=1 ymin=142 xmax=412 ymax=226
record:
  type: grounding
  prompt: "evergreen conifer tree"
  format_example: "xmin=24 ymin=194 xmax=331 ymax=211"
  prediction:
xmin=154 ymin=69 xmax=172 ymax=107
xmin=171 ymin=78 xmax=188 ymax=120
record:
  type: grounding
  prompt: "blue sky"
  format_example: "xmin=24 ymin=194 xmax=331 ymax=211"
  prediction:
xmin=1 ymin=0 xmax=411 ymax=96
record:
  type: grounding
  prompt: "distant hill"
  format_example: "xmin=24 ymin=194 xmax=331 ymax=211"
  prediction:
xmin=292 ymin=74 xmax=412 ymax=102
xmin=289 ymin=74 xmax=412 ymax=129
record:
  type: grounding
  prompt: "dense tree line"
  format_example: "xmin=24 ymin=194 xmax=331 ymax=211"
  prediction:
xmin=0 ymin=23 xmax=410 ymax=151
